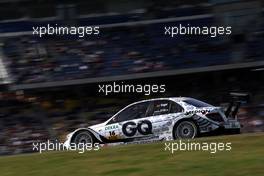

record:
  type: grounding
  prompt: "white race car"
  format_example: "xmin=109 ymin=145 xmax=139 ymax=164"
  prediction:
xmin=64 ymin=97 xmax=241 ymax=147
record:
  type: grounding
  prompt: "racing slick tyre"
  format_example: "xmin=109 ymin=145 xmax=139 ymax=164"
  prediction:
xmin=173 ymin=120 xmax=198 ymax=139
xmin=72 ymin=130 xmax=94 ymax=145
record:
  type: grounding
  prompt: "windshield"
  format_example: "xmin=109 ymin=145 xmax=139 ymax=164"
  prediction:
xmin=183 ymin=99 xmax=213 ymax=108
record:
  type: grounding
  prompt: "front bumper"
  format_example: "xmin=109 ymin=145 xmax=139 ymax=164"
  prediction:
xmin=63 ymin=132 xmax=74 ymax=149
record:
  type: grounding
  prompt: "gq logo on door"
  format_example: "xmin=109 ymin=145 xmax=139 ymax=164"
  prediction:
xmin=122 ymin=120 xmax=152 ymax=137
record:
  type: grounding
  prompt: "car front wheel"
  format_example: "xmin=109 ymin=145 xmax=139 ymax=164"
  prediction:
xmin=72 ymin=130 xmax=94 ymax=145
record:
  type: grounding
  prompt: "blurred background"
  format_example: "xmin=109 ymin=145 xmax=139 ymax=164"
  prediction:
xmin=0 ymin=0 xmax=264 ymax=156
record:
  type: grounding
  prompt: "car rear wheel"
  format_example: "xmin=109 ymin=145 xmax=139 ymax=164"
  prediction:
xmin=173 ymin=121 xmax=197 ymax=139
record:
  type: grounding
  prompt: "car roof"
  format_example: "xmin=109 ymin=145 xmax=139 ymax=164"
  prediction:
xmin=131 ymin=97 xmax=193 ymax=104
xmin=104 ymin=97 xmax=197 ymax=124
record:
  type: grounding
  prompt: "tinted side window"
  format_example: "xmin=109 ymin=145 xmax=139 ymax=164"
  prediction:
xmin=152 ymin=100 xmax=170 ymax=116
xmin=134 ymin=102 xmax=150 ymax=119
xmin=151 ymin=100 xmax=183 ymax=116
xmin=170 ymin=102 xmax=184 ymax=113
xmin=110 ymin=102 xmax=150 ymax=123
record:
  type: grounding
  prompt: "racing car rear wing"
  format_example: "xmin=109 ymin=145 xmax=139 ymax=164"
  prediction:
xmin=225 ymin=92 xmax=249 ymax=119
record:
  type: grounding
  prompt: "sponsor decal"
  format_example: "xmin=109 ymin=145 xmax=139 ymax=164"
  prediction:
xmin=185 ymin=109 xmax=211 ymax=115
xmin=105 ymin=124 xmax=119 ymax=131
xmin=122 ymin=120 xmax=152 ymax=137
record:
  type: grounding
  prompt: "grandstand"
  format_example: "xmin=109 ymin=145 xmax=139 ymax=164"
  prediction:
xmin=0 ymin=1 xmax=263 ymax=89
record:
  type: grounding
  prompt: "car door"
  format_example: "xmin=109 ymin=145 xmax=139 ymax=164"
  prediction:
xmin=104 ymin=101 xmax=152 ymax=141
xmin=147 ymin=100 xmax=184 ymax=136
